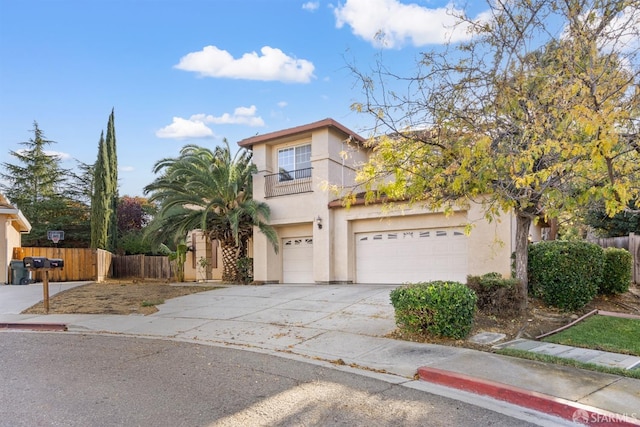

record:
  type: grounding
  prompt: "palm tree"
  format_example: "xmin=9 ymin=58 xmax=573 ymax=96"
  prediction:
xmin=144 ymin=140 xmax=278 ymax=283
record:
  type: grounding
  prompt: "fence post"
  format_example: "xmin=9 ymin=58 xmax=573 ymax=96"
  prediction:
xmin=631 ymin=232 xmax=639 ymax=285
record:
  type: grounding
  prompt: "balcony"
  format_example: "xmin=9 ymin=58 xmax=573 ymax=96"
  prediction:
xmin=264 ymin=167 xmax=312 ymax=198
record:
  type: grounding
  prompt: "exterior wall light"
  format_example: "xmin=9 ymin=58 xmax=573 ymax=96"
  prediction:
xmin=316 ymin=216 xmax=323 ymax=229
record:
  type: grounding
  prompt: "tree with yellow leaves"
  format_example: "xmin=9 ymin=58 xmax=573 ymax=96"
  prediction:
xmin=350 ymin=0 xmax=639 ymax=306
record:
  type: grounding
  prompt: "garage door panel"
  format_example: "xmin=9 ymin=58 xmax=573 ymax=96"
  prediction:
xmin=356 ymin=228 xmax=467 ymax=284
xmin=283 ymin=237 xmax=313 ymax=283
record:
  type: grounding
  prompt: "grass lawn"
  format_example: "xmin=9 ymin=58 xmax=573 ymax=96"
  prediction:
xmin=542 ymin=314 xmax=640 ymax=356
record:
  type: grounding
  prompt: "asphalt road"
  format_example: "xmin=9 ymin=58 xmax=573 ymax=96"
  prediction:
xmin=0 ymin=333 xmax=541 ymax=426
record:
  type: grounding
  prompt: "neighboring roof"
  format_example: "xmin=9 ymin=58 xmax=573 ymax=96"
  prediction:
xmin=237 ymin=118 xmax=366 ymax=148
xmin=0 ymin=193 xmax=32 ymax=233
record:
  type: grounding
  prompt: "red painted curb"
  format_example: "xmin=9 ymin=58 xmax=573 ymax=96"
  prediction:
xmin=418 ymin=366 xmax=640 ymax=426
xmin=0 ymin=323 xmax=67 ymax=332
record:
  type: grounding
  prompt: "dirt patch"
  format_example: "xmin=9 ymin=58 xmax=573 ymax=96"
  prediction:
xmin=22 ymin=279 xmax=219 ymax=315
xmin=388 ymin=283 xmax=640 ymax=351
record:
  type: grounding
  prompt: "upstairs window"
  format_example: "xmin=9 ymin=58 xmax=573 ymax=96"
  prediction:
xmin=278 ymin=144 xmax=311 ymax=181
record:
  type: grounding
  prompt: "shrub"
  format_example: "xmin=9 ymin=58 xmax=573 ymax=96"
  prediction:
xmin=600 ymin=248 xmax=632 ymax=295
xmin=528 ymin=241 xmax=603 ymax=311
xmin=467 ymin=272 xmax=523 ymax=317
xmin=237 ymin=257 xmax=253 ymax=285
xmin=389 ymin=281 xmax=477 ymax=339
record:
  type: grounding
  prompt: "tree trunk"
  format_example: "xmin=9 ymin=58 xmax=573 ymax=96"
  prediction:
xmin=548 ymin=217 xmax=558 ymax=240
xmin=220 ymin=242 xmax=241 ymax=283
xmin=514 ymin=212 xmax=533 ymax=311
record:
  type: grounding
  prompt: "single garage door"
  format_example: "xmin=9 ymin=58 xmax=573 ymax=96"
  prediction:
xmin=282 ymin=237 xmax=313 ymax=283
xmin=356 ymin=228 xmax=468 ymax=284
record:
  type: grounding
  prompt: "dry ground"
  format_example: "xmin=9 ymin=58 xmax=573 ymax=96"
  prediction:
xmin=22 ymin=279 xmax=640 ymax=351
xmin=22 ymin=279 xmax=218 ymax=316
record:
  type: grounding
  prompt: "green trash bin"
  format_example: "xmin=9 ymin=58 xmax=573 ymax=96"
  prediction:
xmin=10 ymin=260 xmax=32 ymax=285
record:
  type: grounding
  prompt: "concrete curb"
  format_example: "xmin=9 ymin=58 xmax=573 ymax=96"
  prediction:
xmin=417 ymin=366 xmax=640 ymax=427
xmin=0 ymin=323 xmax=67 ymax=332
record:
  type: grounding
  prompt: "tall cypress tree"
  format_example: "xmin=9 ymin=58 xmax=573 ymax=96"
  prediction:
xmin=105 ymin=109 xmax=118 ymax=252
xmin=90 ymin=131 xmax=111 ymax=249
xmin=90 ymin=109 xmax=119 ymax=252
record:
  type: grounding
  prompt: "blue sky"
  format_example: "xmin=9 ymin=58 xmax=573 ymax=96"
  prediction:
xmin=0 ymin=0 xmax=487 ymax=197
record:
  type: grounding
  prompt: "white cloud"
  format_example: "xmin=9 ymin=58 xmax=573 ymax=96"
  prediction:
xmin=559 ymin=5 xmax=639 ymax=60
xmin=156 ymin=106 xmax=265 ymax=140
xmin=175 ymin=45 xmax=315 ymax=83
xmin=302 ymin=1 xmax=319 ymax=12
xmin=191 ymin=105 xmax=265 ymax=127
xmin=277 ymin=101 xmax=288 ymax=108
xmin=45 ymin=150 xmax=72 ymax=160
xmin=599 ymin=6 xmax=640 ymax=53
xmin=119 ymin=166 xmax=134 ymax=172
xmin=334 ymin=0 xmax=475 ymax=48
xmin=156 ymin=117 xmax=216 ymax=140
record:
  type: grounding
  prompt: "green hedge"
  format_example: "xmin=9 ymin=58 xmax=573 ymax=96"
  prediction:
xmin=528 ymin=241 xmax=603 ymax=311
xmin=237 ymin=257 xmax=253 ymax=285
xmin=600 ymin=248 xmax=632 ymax=295
xmin=467 ymin=272 xmax=523 ymax=317
xmin=389 ymin=281 xmax=477 ymax=339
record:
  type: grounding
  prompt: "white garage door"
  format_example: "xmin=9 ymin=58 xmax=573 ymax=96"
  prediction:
xmin=282 ymin=237 xmax=313 ymax=283
xmin=356 ymin=228 xmax=468 ymax=284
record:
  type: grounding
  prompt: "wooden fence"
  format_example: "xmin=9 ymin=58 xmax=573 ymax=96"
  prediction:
xmin=111 ymin=255 xmax=175 ymax=280
xmin=12 ymin=248 xmax=173 ymax=282
xmin=589 ymin=233 xmax=640 ymax=284
xmin=13 ymin=247 xmax=112 ymax=282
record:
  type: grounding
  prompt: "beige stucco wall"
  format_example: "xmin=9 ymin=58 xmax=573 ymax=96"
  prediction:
xmin=251 ymin=126 xmax=368 ymax=206
xmin=466 ymin=202 xmax=514 ymax=277
xmin=1 ymin=216 xmax=25 ymax=284
xmin=251 ymin=125 xmax=363 ymax=283
xmin=184 ymin=230 xmax=223 ymax=282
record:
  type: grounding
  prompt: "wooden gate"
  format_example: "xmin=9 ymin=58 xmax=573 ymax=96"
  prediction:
xmin=111 ymin=255 xmax=174 ymax=280
xmin=631 ymin=233 xmax=640 ymax=285
xmin=589 ymin=233 xmax=639 ymax=284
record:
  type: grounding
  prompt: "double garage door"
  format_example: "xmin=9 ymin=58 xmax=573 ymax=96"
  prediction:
xmin=281 ymin=228 xmax=468 ymax=284
xmin=356 ymin=228 xmax=468 ymax=284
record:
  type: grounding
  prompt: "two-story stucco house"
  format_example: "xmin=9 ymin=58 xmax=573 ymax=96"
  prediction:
xmin=1 ymin=193 xmax=32 ymax=284
xmin=237 ymin=118 xmax=541 ymax=285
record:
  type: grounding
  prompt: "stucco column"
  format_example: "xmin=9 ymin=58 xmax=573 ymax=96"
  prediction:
xmin=467 ymin=203 xmax=513 ymax=277
xmin=313 ymin=213 xmax=332 ymax=283
xmin=252 ymin=226 xmax=280 ymax=284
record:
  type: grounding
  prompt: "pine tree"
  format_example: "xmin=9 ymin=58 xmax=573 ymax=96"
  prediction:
xmin=1 ymin=121 xmax=62 ymax=206
xmin=0 ymin=121 xmax=71 ymax=246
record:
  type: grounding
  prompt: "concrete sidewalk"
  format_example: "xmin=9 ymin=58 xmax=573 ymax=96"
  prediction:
xmin=1 ymin=283 xmax=639 ymax=425
xmin=0 ymin=281 xmax=91 ymax=314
